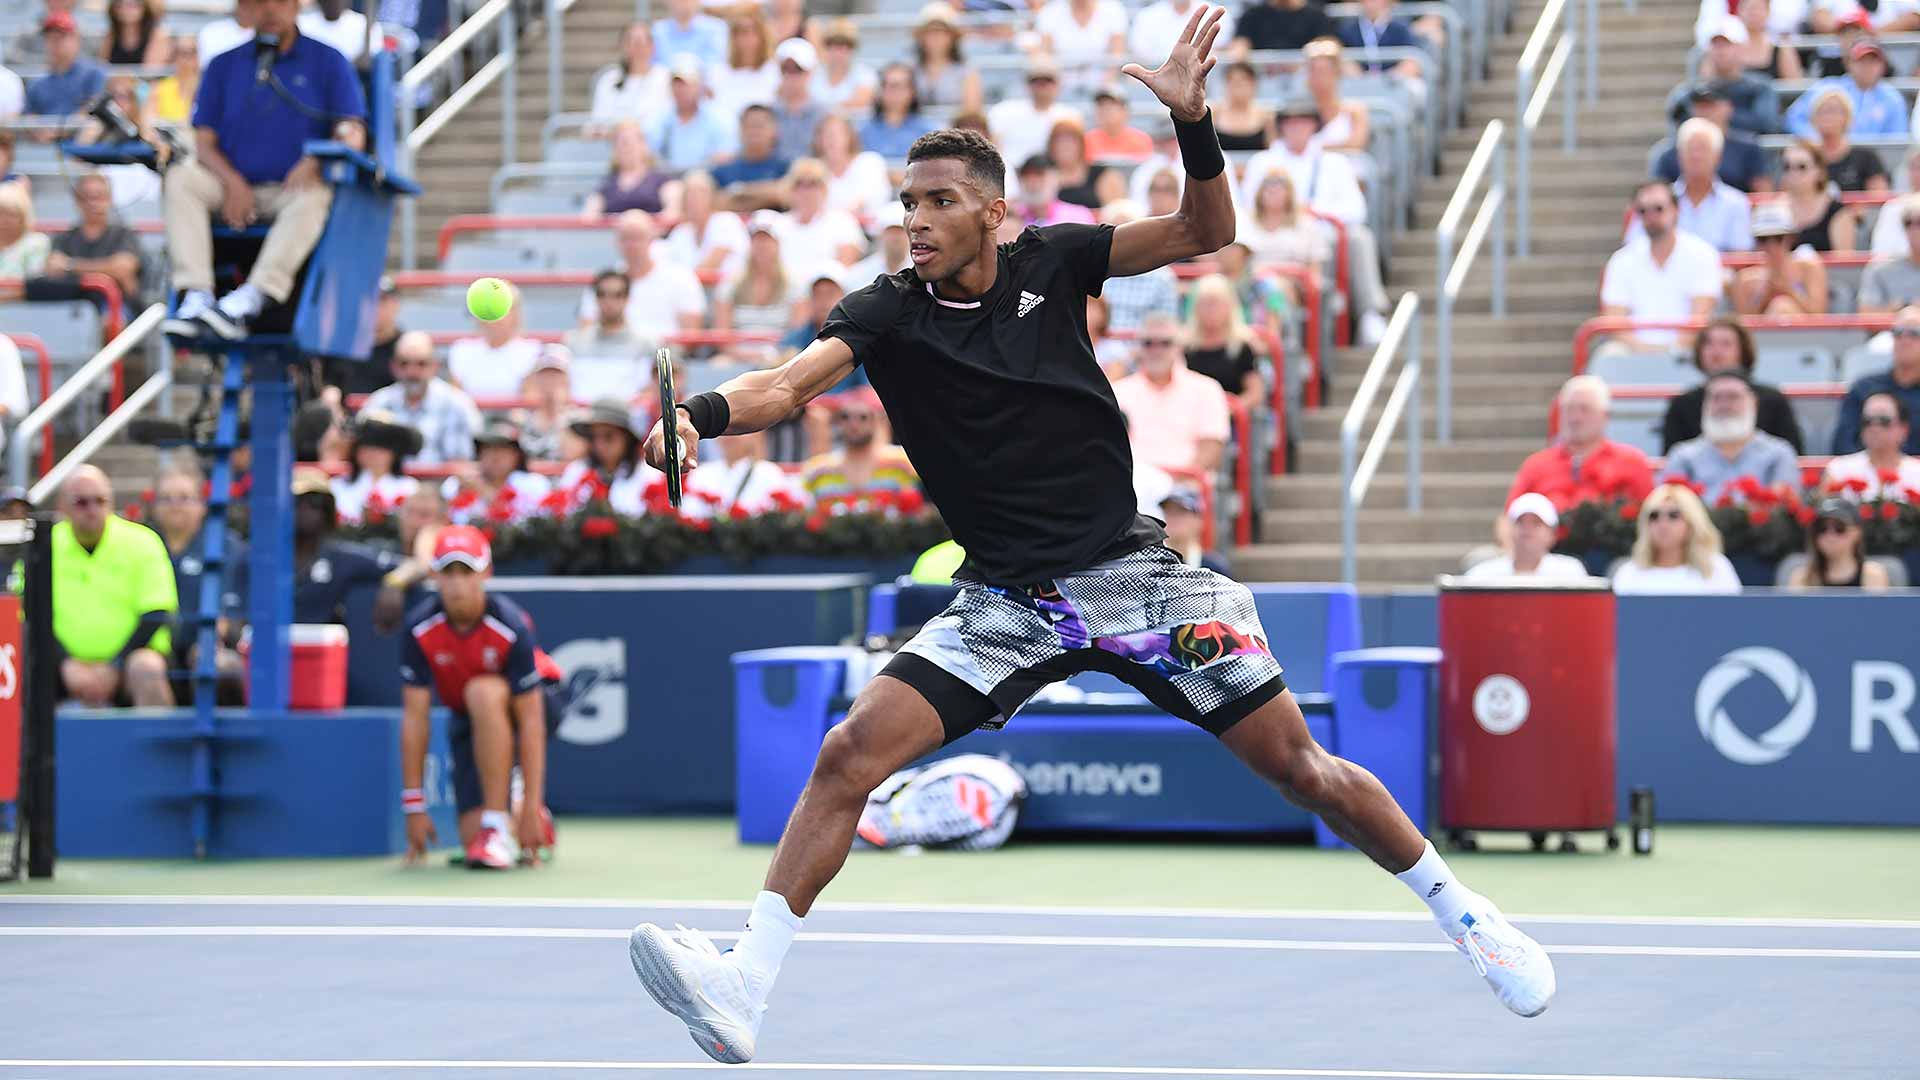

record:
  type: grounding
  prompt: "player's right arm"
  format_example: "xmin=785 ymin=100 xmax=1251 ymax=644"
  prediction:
xmin=400 ymin=685 xmax=437 ymax=863
xmin=644 ymin=336 xmax=856 ymax=473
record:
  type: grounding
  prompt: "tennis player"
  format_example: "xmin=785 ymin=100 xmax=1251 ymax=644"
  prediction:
xmin=631 ymin=7 xmax=1553 ymax=1061
xmin=398 ymin=526 xmax=560 ymax=870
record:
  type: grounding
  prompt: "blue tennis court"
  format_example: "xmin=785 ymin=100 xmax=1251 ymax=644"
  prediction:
xmin=1 ymin=896 xmax=1914 ymax=1079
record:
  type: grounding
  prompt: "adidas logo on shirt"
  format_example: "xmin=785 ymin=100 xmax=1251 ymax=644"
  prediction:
xmin=1017 ymin=291 xmax=1045 ymax=318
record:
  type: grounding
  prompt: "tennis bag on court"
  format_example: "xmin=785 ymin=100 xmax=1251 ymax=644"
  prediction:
xmin=854 ymin=754 xmax=1027 ymax=852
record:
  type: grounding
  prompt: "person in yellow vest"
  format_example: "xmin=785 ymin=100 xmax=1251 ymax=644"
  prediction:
xmin=53 ymin=465 xmax=178 ymax=707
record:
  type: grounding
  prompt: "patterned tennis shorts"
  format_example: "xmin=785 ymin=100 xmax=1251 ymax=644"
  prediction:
xmin=881 ymin=545 xmax=1287 ymax=742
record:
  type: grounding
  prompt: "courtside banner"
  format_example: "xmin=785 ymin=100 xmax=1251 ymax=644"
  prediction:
xmin=1615 ymin=594 xmax=1920 ymax=826
xmin=0 ymin=594 xmax=20 ymax=803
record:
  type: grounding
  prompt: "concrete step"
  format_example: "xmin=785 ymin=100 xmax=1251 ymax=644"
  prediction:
xmin=1233 ymin=542 xmax=1471 ymax=585
xmin=1257 ymin=507 xmax=1500 ymax=545
xmin=1383 ymin=251 xmax=1609 ymax=288
xmin=1290 ymin=436 xmax=1547 ymax=474
xmin=1295 ymin=404 xmax=1548 ymax=441
xmin=1320 ymin=372 xmax=1565 ymax=409
xmin=1262 ymin=469 xmax=1519 ymax=507
xmin=1394 ymin=222 xmax=1632 ymax=258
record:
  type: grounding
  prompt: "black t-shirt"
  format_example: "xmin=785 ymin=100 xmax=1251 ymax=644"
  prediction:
xmin=1827 ymin=146 xmax=1888 ymax=193
xmin=819 ymin=223 xmax=1163 ymax=585
xmin=1186 ymin=343 xmax=1260 ymax=395
xmin=1236 ymin=0 xmax=1336 ymax=51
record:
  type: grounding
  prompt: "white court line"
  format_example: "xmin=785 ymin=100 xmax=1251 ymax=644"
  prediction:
xmin=0 ymin=1061 xmax=1764 ymax=1080
xmin=3 ymin=925 xmax=1916 ymax=960
xmin=1 ymin=895 xmax=1914 ymax=931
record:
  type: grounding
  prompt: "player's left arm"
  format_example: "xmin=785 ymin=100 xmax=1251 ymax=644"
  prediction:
xmin=1107 ymin=5 xmax=1236 ymax=278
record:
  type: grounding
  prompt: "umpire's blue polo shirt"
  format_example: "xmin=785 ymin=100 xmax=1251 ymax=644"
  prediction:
xmin=194 ymin=33 xmax=367 ymax=185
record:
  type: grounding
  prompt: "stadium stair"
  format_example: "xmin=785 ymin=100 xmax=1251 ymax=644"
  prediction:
xmin=1233 ymin=0 xmax=1698 ymax=584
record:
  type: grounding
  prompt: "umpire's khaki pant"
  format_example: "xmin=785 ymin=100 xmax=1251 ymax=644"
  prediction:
xmin=164 ymin=158 xmax=333 ymax=302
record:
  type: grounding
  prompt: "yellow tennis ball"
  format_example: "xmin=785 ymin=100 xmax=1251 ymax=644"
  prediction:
xmin=466 ymin=277 xmax=512 ymax=322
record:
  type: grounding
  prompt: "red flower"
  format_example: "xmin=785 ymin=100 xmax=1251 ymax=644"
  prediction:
xmin=1747 ymin=508 xmax=1771 ymax=527
xmin=1842 ymin=477 xmax=1871 ymax=494
xmin=1714 ymin=493 xmax=1734 ymax=509
xmin=1801 ymin=465 xmax=1825 ymax=489
xmin=1878 ymin=468 xmax=1902 ymax=486
xmin=768 ymin=490 xmax=801 ymax=512
xmin=1748 ymin=486 xmax=1778 ymax=506
xmin=1794 ymin=506 xmax=1817 ymax=526
xmin=695 ymin=489 xmax=723 ymax=505
xmin=806 ymin=513 xmax=828 ymax=533
xmin=580 ymin=516 xmax=618 ymax=539
xmin=689 ymin=517 xmax=712 ymax=533
xmin=539 ymin=489 xmax=571 ymax=513
xmin=727 ymin=504 xmax=751 ymax=520
xmin=896 ymin=488 xmax=926 ymax=515
xmin=1905 ymin=487 xmax=1920 ymax=503
xmin=139 ymin=487 xmax=155 ymax=504
xmin=1734 ymin=475 xmax=1761 ymax=496
xmin=364 ymin=506 xmax=387 ymax=527
xmin=366 ymin=492 xmax=389 ymax=513
xmin=486 ymin=499 xmax=517 ymax=524
xmin=1618 ymin=503 xmax=1640 ymax=521
xmin=450 ymin=489 xmax=481 ymax=510
xmin=121 ymin=503 xmax=142 ymax=520
xmin=1684 ymin=480 xmax=1707 ymax=496
xmin=478 ymin=525 xmax=497 ymax=543
xmin=1881 ymin=502 xmax=1902 ymax=521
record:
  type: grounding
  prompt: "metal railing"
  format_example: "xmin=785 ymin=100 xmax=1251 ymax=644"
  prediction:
xmin=395 ymin=0 xmax=581 ymax=268
xmin=1433 ymin=120 xmax=1506 ymax=445
xmin=1514 ymin=0 xmax=1584 ymax=256
xmin=29 ymin=368 xmax=173 ymax=507
xmin=8 ymin=303 xmax=165 ymax=490
xmin=1340 ymin=293 xmax=1423 ymax=584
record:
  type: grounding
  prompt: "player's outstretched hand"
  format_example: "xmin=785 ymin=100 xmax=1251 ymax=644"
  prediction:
xmin=404 ymin=813 xmax=437 ymax=866
xmin=643 ymin=412 xmax=701 ymax=475
xmin=515 ymin=804 xmax=546 ymax=866
xmin=1121 ymin=3 xmax=1223 ymax=123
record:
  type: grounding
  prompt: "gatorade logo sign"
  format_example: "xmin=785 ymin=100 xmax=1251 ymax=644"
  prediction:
xmin=551 ymin=637 xmax=628 ymax=746
xmin=0 ymin=595 xmax=21 ymax=802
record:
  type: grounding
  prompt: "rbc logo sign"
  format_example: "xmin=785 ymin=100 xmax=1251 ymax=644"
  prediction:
xmin=1694 ymin=647 xmax=1919 ymax=765
xmin=551 ymin=637 xmax=628 ymax=746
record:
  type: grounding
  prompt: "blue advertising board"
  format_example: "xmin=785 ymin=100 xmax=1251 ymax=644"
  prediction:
xmin=1614 ymin=595 xmax=1920 ymax=825
xmin=340 ymin=575 xmax=866 ymax=814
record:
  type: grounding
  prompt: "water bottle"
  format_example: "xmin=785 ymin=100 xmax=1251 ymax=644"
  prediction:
xmin=1630 ymin=787 xmax=1655 ymax=856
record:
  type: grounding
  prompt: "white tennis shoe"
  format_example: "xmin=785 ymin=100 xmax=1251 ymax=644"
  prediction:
xmin=629 ymin=922 xmax=765 ymax=1063
xmin=1443 ymin=901 xmax=1556 ymax=1017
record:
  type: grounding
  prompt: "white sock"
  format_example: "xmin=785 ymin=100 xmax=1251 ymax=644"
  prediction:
xmin=1395 ymin=841 xmax=1476 ymax=926
xmin=219 ymin=284 xmax=264 ymax=318
xmin=480 ymin=809 xmax=511 ymax=835
xmin=729 ymin=891 xmax=803 ymax=999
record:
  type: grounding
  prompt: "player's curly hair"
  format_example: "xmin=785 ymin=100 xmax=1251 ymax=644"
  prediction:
xmin=906 ymin=129 xmax=1006 ymax=197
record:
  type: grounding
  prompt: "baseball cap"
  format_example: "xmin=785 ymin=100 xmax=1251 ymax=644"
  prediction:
xmin=533 ymin=342 xmax=570 ymax=372
xmin=1506 ymin=492 xmax=1560 ymax=528
xmin=747 ymin=208 xmax=786 ymax=235
xmin=1751 ymin=200 xmax=1795 ymax=239
xmin=1851 ymin=37 xmax=1887 ymax=60
xmin=1027 ymin=55 xmax=1061 ymax=82
xmin=866 ymin=202 xmax=905 ymax=237
xmin=776 ymin=38 xmax=818 ymax=71
xmin=1814 ymin=497 xmax=1860 ymax=526
xmin=1160 ymin=487 xmax=1205 ymax=515
xmin=41 ymin=11 xmax=77 ymax=34
xmin=1018 ymin=153 xmax=1055 ymax=175
xmin=669 ymin=54 xmax=704 ymax=83
xmin=809 ymin=265 xmax=848 ymax=291
xmin=432 ymin=524 xmax=493 ymax=572
xmin=1708 ymin=14 xmax=1748 ymax=43
xmin=1092 ymin=84 xmax=1127 ymax=105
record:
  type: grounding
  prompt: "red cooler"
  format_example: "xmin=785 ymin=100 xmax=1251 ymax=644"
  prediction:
xmin=1438 ymin=578 xmax=1616 ymax=840
xmin=241 ymin=624 xmax=350 ymax=710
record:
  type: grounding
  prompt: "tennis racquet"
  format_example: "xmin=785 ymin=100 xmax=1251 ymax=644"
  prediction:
xmin=657 ymin=347 xmax=682 ymax=508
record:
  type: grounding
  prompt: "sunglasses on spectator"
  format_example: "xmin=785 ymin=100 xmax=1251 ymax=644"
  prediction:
xmin=1815 ymin=519 xmax=1854 ymax=536
xmin=1862 ymin=414 xmax=1901 ymax=427
xmin=1892 ymin=327 xmax=1920 ymax=338
xmin=68 ymin=495 xmax=108 ymax=508
xmin=1139 ymin=337 xmax=1177 ymax=348
xmin=1647 ymin=507 xmax=1685 ymax=522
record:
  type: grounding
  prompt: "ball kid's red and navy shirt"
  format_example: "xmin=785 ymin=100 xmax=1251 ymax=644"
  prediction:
xmin=399 ymin=594 xmax=562 ymax=711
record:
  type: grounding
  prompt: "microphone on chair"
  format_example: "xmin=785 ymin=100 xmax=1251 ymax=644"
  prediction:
xmin=254 ymin=33 xmax=282 ymax=84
